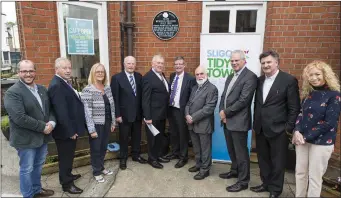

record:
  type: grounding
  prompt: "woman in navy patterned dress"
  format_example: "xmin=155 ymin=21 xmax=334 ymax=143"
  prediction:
xmin=293 ymin=60 xmax=340 ymax=197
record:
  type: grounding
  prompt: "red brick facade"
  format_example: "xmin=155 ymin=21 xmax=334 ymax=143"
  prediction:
xmin=16 ymin=1 xmax=340 ymax=158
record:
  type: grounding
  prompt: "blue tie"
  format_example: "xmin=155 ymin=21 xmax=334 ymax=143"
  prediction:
xmin=169 ymin=76 xmax=179 ymax=105
xmin=129 ymin=75 xmax=136 ymax=96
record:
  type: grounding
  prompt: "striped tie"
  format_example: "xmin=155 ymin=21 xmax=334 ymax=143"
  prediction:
xmin=129 ymin=75 xmax=136 ymax=96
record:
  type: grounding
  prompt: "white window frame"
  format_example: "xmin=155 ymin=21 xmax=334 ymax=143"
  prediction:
xmin=202 ymin=1 xmax=267 ymax=35
xmin=57 ymin=1 xmax=109 ymax=77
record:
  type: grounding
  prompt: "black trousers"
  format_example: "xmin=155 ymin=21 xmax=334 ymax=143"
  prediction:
xmin=224 ymin=128 xmax=250 ymax=185
xmin=89 ymin=121 xmax=110 ymax=176
xmin=119 ymin=120 xmax=142 ymax=159
xmin=256 ymin=130 xmax=288 ymax=195
xmin=55 ymin=138 xmax=77 ymax=188
xmin=168 ymin=107 xmax=189 ymax=160
xmin=145 ymin=119 xmax=166 ymax=161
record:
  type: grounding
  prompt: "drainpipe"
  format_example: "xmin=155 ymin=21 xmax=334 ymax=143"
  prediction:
xmin=126 ymin=1 xmax=134 ymax=56
xmin=119 ymin=2 xmax=125 ymax=71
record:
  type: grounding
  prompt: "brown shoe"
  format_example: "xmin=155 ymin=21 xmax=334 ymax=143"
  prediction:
xmin=34 ymin=188 xmax=54 ymax=197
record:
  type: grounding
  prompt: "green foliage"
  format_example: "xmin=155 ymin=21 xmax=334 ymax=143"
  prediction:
xmin=1 ymin=116 xmax=10 ymax=132
xmin=1 ymin=73 xmax=14 ymax=79
xmin=45 ymin=155 xmax=58 ymax=164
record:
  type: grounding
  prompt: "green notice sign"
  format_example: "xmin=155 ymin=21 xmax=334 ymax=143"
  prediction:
xmin=66 ymin=18 xmax=94 ymax=55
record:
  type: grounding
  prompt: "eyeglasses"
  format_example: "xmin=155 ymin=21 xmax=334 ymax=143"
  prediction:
xmin=19 ymin=70 xmax=36 ymax=74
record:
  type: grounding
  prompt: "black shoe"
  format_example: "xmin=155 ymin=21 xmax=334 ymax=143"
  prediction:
xmin=157 ymin=157 xmax=170 ymax=163
xmin=174 ymin=159 xmax=188 ymax=168
xmin=164 ymin=153 xmax=179 ymax=160
xmin=120 ymin=159 xmax=127 ymax=170
xmin=63 ymin=184 xmax=83 ymax=194
xmin=250 ymin=184 xmax=268 ymax=193
xmin=33 ymin=188 xmax=55 ymax=198
xmin=72 ymin=174 xmax=81 ymax=181
xmin=219 ymin=171 xmax=238 ymax=179
xmin=188 ymin=165 xmax=200 ymax=172
xmin=193 ymin=171 xmax=209 ymax=180
xmin=148 ymin=160 xmax=163 ymax=169
xmin=132 ymin=156 xmax=147 ymax=164
xmin=269 ymin=192 xmax=279 ymax=198
xmin=226 ymin=182 xmax=248 ymax=192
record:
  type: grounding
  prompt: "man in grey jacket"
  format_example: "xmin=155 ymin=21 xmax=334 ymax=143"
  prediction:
xmin=219 ymin=50 xmax=258 ymax=192
xmin=185 ymin=65 xmax=218 ymax=180
xmin=4 ymin=60 xmax=56 ymax=198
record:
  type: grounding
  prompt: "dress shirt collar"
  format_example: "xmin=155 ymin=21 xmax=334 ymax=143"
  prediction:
xmin=125 ymin=70 xmax=134 ymax=78
xmin=265 ymin=69 xmax=279 ymax=80
xmin=20 ymin=79 xmax=38 ymax=92
xmin=235 ymin=66 xmax=246 ymax=76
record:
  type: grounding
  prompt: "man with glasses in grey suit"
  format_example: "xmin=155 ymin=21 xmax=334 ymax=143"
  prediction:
xmin=218 ymin=50 xmax=257 ymax=192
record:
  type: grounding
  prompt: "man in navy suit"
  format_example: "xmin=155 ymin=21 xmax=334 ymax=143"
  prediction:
xmin=111 ymin=56 xmax=147 ymax=170
xmin=164 ymin=56 xmax=195 ymax=168
xmin=48 ymin=57 xmax=86 ymax=194
xmin=142 ymin=54 xmax=170 ymax=169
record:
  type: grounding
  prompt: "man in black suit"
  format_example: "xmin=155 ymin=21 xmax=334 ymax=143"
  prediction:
xmin=164 ymin=56 xmax=195 ymax=168
xmin=48 ymin=57 xmax=86 ymax=194
xmin=219 ymin=50 xmax=257 ymax=192
xmin=111 ymin=56 xmax=147 ymax=170
xmin=142 ymin=54 xmax=170 ymax=169
xmin=251 ymin=50 xmax=300 ymax=198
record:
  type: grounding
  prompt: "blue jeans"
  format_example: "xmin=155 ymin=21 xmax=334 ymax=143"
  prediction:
xmin=16 ymin=143 xmax=48 ymax=198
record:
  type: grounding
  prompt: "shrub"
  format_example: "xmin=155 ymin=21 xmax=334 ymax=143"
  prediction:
xmin=1 ymin=115 xmax=9 ymax=132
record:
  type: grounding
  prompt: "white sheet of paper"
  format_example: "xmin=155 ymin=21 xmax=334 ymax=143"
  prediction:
xmin=144 ymin=119 xmax=160 ymax=136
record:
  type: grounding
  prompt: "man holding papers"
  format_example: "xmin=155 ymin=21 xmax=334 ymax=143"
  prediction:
xmin=142 ymin=54 xmax=170 ymax=169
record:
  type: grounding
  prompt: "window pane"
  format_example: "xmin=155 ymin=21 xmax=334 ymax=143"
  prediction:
xmin=209 ymin=11 xmax=230 ymax=33
xmin=236 ymin=10 xmax=257 ymax=33
xmin=63 ymin=4 xmax=100 ymax=91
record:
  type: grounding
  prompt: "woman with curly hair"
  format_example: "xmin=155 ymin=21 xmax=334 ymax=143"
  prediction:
xmin=293 ymin=60 xmax=340 ymax=197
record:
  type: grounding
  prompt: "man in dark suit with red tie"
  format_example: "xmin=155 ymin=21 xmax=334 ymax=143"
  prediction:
xmin=142 ymin=54 xmax=170 ymax=169
xmin=252 ymin=50 xmax=300 ymax=198
xmin=164 ymin=56 xmax=195 ymax=168
xmin=48 ymin=57 xmax=86 ymax=194
xmin=111 ymin=56 xmax=147 ymax=170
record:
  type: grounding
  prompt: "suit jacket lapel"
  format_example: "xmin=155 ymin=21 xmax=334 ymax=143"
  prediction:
xmin=191 ymin=81 xmax=208 ymax=102
xmin=19 ymin=82 xmax=44 ymax=115
xmin=151 ymin=71 xmax=168 ymax=93
xmin=179 ymin=72 xmax=188 ymax=97
xmin=259 ymin=76 xmax=265 ymax=104
xmin=37 ymin=86 xmax=46 ymax=114
xmin=264 ymin=71 xmax=282 ymax=104
xmin=122 ymin=72 xmax=135 ymax=95
xmin=227 ymin=68 xmax=248 ymax=97
xmin=59 ymin=77 xmax=82 ymax=102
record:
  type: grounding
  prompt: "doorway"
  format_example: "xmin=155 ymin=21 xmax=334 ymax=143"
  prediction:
xmin=200 ymin=1 xmax=267 ymax=162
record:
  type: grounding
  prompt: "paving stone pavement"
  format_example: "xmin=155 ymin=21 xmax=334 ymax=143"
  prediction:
xmin=1 ymin=154 xmax=295 ymax=197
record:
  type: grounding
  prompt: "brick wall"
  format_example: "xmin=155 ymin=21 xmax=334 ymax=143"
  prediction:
xmin=16 ymin=1 xmax=59 ymax=86
xmin=130 ymin=1 xmax=202 ymax=77
xmin=263 ymin=1 xmax=341 ymax=159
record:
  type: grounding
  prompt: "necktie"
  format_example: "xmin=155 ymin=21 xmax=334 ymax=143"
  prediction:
xmin=224 ymin=73 xmax=239 ymax=109
xmin=169 ymin=75 xmax=179 ymax=105
xmin=129 ymin=75 xmax=136 ymax=96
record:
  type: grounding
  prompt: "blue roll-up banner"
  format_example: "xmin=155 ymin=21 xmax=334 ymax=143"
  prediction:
xmin=200 ymin=34 xmax=262 ymax=162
